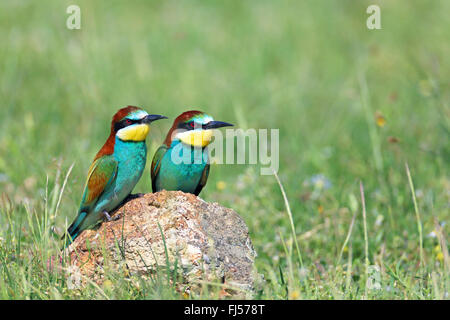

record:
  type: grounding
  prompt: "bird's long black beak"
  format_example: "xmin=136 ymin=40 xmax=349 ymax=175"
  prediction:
xmin=204 ymin=121 xmax=234 ymax=129
xmin=143 ymin=114 xmax=168 ymax=123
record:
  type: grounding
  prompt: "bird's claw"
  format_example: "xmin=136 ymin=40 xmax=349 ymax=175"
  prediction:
xmin=111 ymin=213 xmax=122 ymax=221
xmin=103 ymin=211 xmax=112 ymax=222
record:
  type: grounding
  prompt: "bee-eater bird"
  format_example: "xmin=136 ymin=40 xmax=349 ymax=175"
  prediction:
xmin=151 ymin=110 xmax=233 ymax=196
xmin=63 ymin=106 xmax=167 ymax=244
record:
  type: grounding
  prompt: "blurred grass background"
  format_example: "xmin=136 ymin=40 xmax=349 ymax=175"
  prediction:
xmin=0 ymin=0 xmax=449 ymax=299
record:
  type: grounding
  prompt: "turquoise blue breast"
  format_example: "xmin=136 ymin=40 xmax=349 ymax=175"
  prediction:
xmin=155 ymin=141 xmax=207 ymax=193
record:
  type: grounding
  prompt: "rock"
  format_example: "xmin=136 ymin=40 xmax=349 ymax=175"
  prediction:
xmin=66 ymin=191 xmax=258 ymax=297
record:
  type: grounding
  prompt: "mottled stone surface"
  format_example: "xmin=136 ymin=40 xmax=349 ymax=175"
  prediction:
xmin=67 ymin=191 xmax=257 ymax=296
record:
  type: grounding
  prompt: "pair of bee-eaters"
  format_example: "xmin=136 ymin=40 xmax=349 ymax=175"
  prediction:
xmin=64 ymin=106 xmax=233 ymax=243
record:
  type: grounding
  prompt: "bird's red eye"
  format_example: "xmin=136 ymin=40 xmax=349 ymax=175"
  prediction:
xmin=190 ymin=122 xmax=195 ymax=128
xmin=125 ymin=119 xmax=132 ymax=125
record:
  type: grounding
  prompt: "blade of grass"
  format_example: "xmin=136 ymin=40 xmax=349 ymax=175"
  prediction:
xmin=405 ymin=162 xmax=424 ymax=272
xmin=360 ymin=181 xmax=369 ymax=299
xmin=54 ymin=162 xmax=75 ymax=220
xmin=273 ymin=170 xmax=310 ymax=295
xmin=337 ymin=209 xmax=357 ymax=265
xmin=345 ymin=243 xmax=353 ymax=296
xmin=272 ymin=170 xmax=304 ymax=269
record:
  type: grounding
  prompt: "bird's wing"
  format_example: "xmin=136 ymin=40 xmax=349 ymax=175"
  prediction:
xmin=63 ymin=155 xmax=118 ymax=242
xmin=151 ymin=145 xmax=168 ymax=192
xmin=79 ymin=154 xmax=118 ymax=212
xmin=194 ymin=163 xmax=210 ymax=196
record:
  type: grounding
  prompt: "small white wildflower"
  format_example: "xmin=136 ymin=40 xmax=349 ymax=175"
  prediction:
xmin=310 ymin=174 xmax=332 ymax=190
xmin=427 ymin=231 xmax=437 ymax=238
xmin=367 ymin=265 xmax=382 ymax=290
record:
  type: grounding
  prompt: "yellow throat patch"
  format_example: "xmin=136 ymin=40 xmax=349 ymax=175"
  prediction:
xmin=117 ymin=124 xmax=150 ymax=141
xmin=178 ymin=129 xmax=213 ymax=147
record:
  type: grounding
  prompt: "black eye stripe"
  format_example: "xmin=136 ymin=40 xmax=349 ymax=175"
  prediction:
xmin=114 ymin=118 xmax=138 ymax=132
xmin=177 ymin=122 xmax=191 ymax=130
xmin=177 ymin=121 xmax=205 ymax=130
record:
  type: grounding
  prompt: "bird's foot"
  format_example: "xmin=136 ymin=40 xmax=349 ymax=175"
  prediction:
xmin=111 ymin=213 xmax=122 ymax=221
xmin=103 ymin=211 xmax=112 ymax=222
xmin=104 ymin=210 xmax=122 ymax=222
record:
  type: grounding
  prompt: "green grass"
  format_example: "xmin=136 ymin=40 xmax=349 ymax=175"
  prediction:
xmin=0 ymin=0 xmax=449 ymax=299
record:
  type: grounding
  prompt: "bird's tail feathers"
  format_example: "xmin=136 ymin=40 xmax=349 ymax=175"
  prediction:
xmin=61 ymin=212 xmax=87 ymax=246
